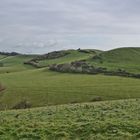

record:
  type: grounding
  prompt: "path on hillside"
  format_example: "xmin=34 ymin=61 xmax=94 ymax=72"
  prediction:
xmin=0 ymin=56 xmax=13 ymax=61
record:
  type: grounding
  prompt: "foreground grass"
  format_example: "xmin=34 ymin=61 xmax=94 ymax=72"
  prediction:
xmin=0 ymin=69 xmax=140 ymax=109
xmin=0 ymin=99 xmax=140 ymax=139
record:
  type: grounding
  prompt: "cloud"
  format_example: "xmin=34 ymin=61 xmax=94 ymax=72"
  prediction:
xmin=0 ymin=0 xmax=140 ymax=53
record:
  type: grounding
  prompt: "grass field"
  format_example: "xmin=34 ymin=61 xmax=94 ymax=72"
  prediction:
xmin=0 ymin=55 xmax=7 ymax=60
xmin=0 ymin=54 xmax=36 ymax=74
xmin=0 ymin=48 xmax=140 ymax=109
xmin=0 ymin=47 xmax=140 ymax=139
xmin=31 ymin=49 xmax=99 ymax=67
xmin=0 ymin=68 xmax=140 ymax=109
xmin=0 ymin=99 xmax=140 ymax=139
xmin=87 ymin=47 xmax=140 ymax=73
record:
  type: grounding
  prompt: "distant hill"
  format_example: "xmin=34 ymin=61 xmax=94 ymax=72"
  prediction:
xmin=92 ymin=47 xmax=140 ymax=63
xmin=0 ymin=47 xmax=140 ymax=140
xmin=24 ymin=49 xmax=102 ymax=68
xmin=0 ymin=49 xmax=101 ymax=73
xmin=48 ymin=47 xmax=140 ymax=78
xmin=0 ymin=52 xmax=19 ymax=56
xmin=0 ymin=54 xmax=37 ymax=74
xmin=88 ymin=47 xmax=140 ymax=73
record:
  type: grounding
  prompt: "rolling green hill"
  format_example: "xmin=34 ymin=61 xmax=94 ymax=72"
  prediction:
xmin=0 ymin=68 xmax=140 ymax=109
xmin=87 ymin=47 xmax=140 ymax=73
xmin=24 ymin=49 xmax=101 ymax=68
xmin=0 ymin=99 xmax=140 ymax=139
xmin=0 ymin=54 xmax=37 ymax=74
xmin=0 ymin=47 xmax=140 ymax=109
xmin=0 ymin=55 xmax=7 ymax=60
xmin=0 ymin=47 xmax=140 ymax=139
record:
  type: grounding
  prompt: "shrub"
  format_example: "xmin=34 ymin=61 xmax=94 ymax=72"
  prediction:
xmin=0 ymin=84 xmax=5 ymax=92
xmin=24 ymin=61 xmax=42 ymax=68
xmin=12 ymin=100 xmax=31 ymax=109
xmin=31 ymin=50 xmax=70 ymax=61
xmin=90 ymin=96 xmax=103 ymax=102
xmin=49 ymin=61 xmax=140 ymax=79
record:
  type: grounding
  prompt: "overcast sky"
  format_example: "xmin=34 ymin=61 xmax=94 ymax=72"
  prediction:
xmin=0 ymin=0 xmax=140 ymax=54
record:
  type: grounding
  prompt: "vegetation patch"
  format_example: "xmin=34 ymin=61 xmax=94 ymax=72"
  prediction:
xmin=0 ymin=99 xmax=140 ymax=139
xmin=77 ymin=48 xmax=102 ymax=54
xmin=12 ymin=99 xmax=32 ymax=109
xmin=24 ymin=49 xmax=99 ymax=68
xmin=0 ymin=52 xmax=19 ymax=56
xmin=24 ymin=50 xmax=70 ymax=68
xmin=87 ymin=47 xmax=140 ymax=73
xmin=0 ymin=68 xmax=140 ymax=109
xmin=34 ymin=50 xmax=70 ymax=60
xmin=49 ymin=61 xmax=140 ymax=79
xmin=0 ymin=83 xmax=5 ymax=92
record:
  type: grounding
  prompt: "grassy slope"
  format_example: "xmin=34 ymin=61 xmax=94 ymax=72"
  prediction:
xmin=0 ymin=48 xmax=140 ymax=109
xmin=0 ymin=48 xmax=140 ymax=139
xmin=0 ymin=68 xmax=140 ymax=109
xmin=37 ymin=49 xmax=99 ymax=67
xmin=0 ymin=55 xmax=7 ymax=60
xmin=0 ymin=99 xmax=140 ymax=139
xmin=0 ymin=55 xmax=37 ymax=74
xmin=87 ymin=47 xmax=140 ymax=73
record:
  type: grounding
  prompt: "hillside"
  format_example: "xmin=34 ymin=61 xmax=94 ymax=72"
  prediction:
xmin=50 ymin=47 xmax=140 ymax=78
xmin=88 ymin=47 xmax=140 ymax=73
xmin=0 ymin=47 xmax=140 ymax=109
xmin=0 ymin=54 xmax=37 ymax=74
xmin=24 ymin=49 xmax=101 ymax=68
xmin=0 ymin=47 xmax=140 ymax=139
xmin=0 ymin=99 xmax=140 ymax=139
xmin=0 ymin=68 xmax=140 ymax=109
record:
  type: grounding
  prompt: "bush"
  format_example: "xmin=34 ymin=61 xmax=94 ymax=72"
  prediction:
xmin=12 ymin=100 xmax=32 ymax=109
xmin=32 ymin=50 xmax=70 ymax=61
xmin=24 ymin=61 xmax=42 ymax=68
xmin=49 ymin=61 xmax=140 ymax=79
xmin=90 ymin=96 xmax=103 ymax=102
xmin=0 ymin=84 xmax=5 ymax=92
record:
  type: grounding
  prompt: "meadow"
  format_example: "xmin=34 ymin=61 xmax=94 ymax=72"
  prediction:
xmin=0 ymin=68 xmax=140 ymax=109
xmin=0 ymin=55 xmax=36 ymax=74
xmin=37 ymin=49 xmax=96 ymax=67
xmin=0 ymin=48 xmax=140 ymax=109
xmin=0 ymin=99 xmax=140 ymax=139
xmin=87 ymin=47 xmax=140 ymax=73
xmin=0 ymin=47 xmax=140 ymax=139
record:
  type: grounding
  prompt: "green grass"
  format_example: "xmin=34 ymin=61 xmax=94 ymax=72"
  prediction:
xmin=0 ymin=68 xmax=140 ymax=109
xmin=0 ymin=99 xmax=140 ymax=139
xmin=0 ymin=55 xmax=7 ymax=60
xmin=37 ymin=49 xmax=97 ymax=67
xmin=0 ymin=48 xmax=140 ymax=109
xmin=0 ymin=48 xmax=140 ymax=139
xmin=87 ymin=47 xmax=140 ymax=73
xmin=0 ymin=55 xmax=37 ymax=74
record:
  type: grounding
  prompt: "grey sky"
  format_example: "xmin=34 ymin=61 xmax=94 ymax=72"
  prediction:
xmin=0 ymin=0 xmax=140 ymax=53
